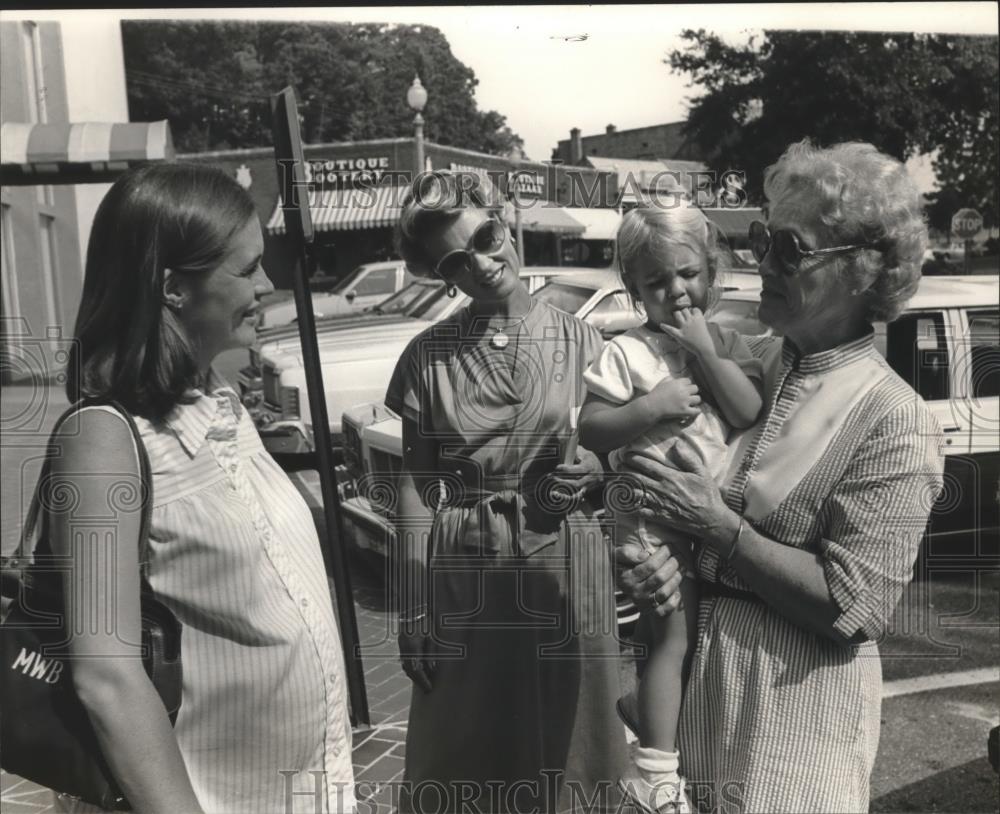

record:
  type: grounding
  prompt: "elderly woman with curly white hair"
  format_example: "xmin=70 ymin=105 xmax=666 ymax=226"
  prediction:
xmin=614 ymin=141 xmax=945 ymax=814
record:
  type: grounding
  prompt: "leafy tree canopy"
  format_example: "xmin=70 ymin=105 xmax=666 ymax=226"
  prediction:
xmin=122 ymin=20 xmax=524 ymax=157
xmin=668 ymin=30 xmax=999 ymax=231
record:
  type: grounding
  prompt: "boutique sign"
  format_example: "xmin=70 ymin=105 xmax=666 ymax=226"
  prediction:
xmin=305 ymin=156 xmax=391 ymax=187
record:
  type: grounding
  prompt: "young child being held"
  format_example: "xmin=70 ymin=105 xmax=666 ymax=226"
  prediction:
xmin=579 ymin=204 xmax=764 ymax=814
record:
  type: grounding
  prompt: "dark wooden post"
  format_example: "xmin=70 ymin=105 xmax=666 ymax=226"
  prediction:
xmin=269 ymin=87 xmax=370 ymax=726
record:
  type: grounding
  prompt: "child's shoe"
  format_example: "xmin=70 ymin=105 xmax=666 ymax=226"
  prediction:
xmin=618 ymin=766 xmax=692 ymax=814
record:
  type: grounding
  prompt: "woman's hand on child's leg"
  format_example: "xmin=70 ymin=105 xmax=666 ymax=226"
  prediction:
xmin=615 ymin=543 xmax=684 ymax=617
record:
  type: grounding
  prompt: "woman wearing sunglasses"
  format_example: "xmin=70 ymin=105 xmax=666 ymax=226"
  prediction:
xmin=614 ymin=141 xmax=944 ymax=813
xmin=386 ymin=172 xmax=629 ymax=813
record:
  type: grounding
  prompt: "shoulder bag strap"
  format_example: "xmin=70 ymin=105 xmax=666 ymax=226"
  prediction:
xmin=11 ymin=399 xmax=153 ymax=567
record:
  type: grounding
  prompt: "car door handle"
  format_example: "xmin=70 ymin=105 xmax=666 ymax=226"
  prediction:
xmin=943 ymin=426 xmax=962 ymax=433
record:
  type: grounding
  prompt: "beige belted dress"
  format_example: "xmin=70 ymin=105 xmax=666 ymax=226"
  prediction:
xmin=385 ymin=299 xmax=629 ymax=814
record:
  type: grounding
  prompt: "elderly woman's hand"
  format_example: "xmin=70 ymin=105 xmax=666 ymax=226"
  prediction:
xmin=622 ymin=444 xmax=740 ymax=552
xmin=615 ymin=542 xmax=684 ymax=617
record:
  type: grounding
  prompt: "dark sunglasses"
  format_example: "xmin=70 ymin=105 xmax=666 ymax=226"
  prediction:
xmin=434 ymin=218 xmax=507 ymax=281
xmin=748 ymin=220 xmax=876 ymax=275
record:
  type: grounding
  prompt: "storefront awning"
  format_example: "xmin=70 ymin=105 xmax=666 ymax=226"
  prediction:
xmin=0 ymin=121 xmax=174 ymax=185
xmin=702 ymin=207 xmax=764 ymax=238
xmin=267 ymin=185 xmax=409 ymax=235
xmin=562 ymin=207 xmax=622 ymax=240
xmin=510 ymin=204 xmax=585 ymax=235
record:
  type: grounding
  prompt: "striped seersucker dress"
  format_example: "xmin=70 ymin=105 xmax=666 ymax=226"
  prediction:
xmin=677 ymin=332 xmax=944 ymax=814
xmin=56 ymin=371 xmax=354 ymax=814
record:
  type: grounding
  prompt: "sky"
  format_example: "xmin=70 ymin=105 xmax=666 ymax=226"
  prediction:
xmin=7 ymin=4 xmax=1000 ymax=189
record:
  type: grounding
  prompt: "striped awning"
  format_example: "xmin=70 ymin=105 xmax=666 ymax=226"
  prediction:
xmin=512 ymin=204 xmax=585 ymax=235
xmin=267 ymin=185 xmax=409 ymax=235
xmin=0 ymin=121 xmax=174 ymax=185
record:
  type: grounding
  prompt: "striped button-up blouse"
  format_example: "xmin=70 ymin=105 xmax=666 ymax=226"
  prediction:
xmin=62 ymin=372 xmax=354 ymax=814
xmin=678 ymin=332 xmax=944 ymax=814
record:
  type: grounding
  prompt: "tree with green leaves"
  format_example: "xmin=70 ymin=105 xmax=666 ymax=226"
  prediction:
xmin=668 ymin=30 xmax=999 ymax=230
xmin=122 ymin=21 xmax=523 ymax=157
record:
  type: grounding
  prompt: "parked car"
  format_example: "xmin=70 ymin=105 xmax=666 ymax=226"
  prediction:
xmin=337 ymin=274 xmax=999 ymax=602
xmin=258 ymin=270 xmax=351 ymax=308
xmin=257 ymin=260 xmax=413 ymax=328
xmin=238 ymin=276 xmax=454 ymax=396
xmin=248 ymin=267 xmax=584 ymax=455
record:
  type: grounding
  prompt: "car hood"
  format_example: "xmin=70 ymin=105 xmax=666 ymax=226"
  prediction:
xmin=264 ymin=318 xmax=430 ymax=368
xmin=257 ymin=313 xmax=415 ymax=355
xmin=259 ymin=293 xmax=359 ymax=328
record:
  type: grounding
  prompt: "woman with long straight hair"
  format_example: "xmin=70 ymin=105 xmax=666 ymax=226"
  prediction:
xmin=48 ymin=163 xmax=354 ymax=813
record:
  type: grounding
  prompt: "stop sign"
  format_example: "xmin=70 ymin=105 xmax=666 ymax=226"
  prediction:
xmin=951 ymin=208 xmax=983 ymax=239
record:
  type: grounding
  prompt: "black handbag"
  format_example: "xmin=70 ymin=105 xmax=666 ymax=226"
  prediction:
xmin=0 ymin=400 xmax=182 ymax=810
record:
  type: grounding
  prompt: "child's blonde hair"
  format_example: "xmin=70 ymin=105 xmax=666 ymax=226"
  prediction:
xmin=614 ymin=203 xmax=723 ymax=312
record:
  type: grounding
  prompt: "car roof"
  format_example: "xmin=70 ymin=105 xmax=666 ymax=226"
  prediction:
xmin=909 ymin=275 xmax=999 ymax=309
xmin=532 ymin=267 xmax=622 ymax=289
xmin=721 ymin=273 xmax=999 ymax=310
xmin=402 ymin=266 xmax=601 ymax=286
xmin=355 ymin=260 xmax=406 ymax=272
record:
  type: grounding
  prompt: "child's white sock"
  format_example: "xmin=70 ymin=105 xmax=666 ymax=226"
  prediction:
xmin=633 ymin=745 xmax=680 ymax=785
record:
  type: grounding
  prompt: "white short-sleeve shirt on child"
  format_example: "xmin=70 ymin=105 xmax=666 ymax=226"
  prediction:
xmin=584 ymin=323 xmax=736 ymax=484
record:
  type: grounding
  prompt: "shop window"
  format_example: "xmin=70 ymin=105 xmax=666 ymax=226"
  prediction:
xmin=967 ymin=309 xmax=1000 ymax=399
xmin=534 ymin=282 xmax=593 ymax=317
xmin=886 ymin=311 xmax=950 ymax=402
xmin=351 ymin=267 xmax=396 ymax=297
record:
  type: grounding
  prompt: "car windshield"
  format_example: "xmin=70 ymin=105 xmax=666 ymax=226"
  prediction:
xmin=717 ymin=242 xmax=756 ymax=270
xmin=329 ymin=266 xmax=368 ymax=295
xmin=713 ymin=298 xmax=768 ymax=335
xmin=368 ymin=280 xmax=431 ymax=315
xmin=533 ymin=282 xmax=595 ymax=315
xmin=409 ymin=282 xmax=460 ymax=320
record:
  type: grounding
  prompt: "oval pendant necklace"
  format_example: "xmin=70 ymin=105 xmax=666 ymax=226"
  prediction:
xmin=491 ymin=329 xmax=510 ymax=349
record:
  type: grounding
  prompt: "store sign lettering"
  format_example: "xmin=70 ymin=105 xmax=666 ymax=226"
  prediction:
xmin=306 ymin=156 xmax=391 ymax=186
xmin=445 ymin=162 xmax=549 ymax=202
xmin=508 ymin=169 xmax=545 ymax=198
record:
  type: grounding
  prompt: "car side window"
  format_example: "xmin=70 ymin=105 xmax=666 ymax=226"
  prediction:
xmin=967 ymin=309 xmax=1000 ymax=399
xmin=885 ymin=311 xmax=950 ymax=402
xmin=353 ymin=268 xmax=397 ymax=296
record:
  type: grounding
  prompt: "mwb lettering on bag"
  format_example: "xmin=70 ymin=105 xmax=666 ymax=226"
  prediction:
xmin=10 ymin=647 xmax=65 ymax=684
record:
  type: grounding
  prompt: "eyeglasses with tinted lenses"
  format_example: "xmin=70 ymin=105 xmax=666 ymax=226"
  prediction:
xmin=748 ymin=221 xmax=877 ymax=275
xmin=435 ymin=219 xmax=507 ymax=281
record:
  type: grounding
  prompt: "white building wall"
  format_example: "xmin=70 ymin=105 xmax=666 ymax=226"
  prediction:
xmin=59 ymin=16 xmax=129 ymax=266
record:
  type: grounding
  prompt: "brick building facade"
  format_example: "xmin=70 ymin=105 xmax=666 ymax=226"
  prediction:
xmin=552 ymin=121 xmax=704 ymax=165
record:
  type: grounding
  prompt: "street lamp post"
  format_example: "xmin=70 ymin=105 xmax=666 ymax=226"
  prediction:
xmin=407 ymin=76 xmax=428 ymax=176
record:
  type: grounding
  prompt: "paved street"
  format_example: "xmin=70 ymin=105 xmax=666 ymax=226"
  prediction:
xmin=2 ymin=383 xmax=998 ymax=812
